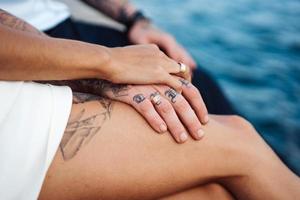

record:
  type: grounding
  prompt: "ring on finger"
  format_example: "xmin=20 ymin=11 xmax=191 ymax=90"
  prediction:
xmin=150 ymin=92 xmax=162 ymax=105
xmin=178 ymin=62 xmax=187 ymax=73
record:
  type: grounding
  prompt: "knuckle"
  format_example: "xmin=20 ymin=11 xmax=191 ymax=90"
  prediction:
xmin=147 ymin=114 xmax=160 ymax=125
xmin=159 ymin=101 xmax=173 ymax=114
xmin=138 ymin=100 xmax=152 ymax=113
xmin=175 ymin=98 xmax=188 ymax=112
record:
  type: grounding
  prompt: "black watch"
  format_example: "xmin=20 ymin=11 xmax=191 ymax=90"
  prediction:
xmin=119 ymin=10 xmax=151 ymax=31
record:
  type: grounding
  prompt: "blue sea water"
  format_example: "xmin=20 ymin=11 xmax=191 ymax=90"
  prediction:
xmin=133 ymin=0 xmax=300 ymax=174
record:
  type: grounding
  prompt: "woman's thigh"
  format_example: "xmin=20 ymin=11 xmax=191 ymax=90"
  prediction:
xmin=38 ymin=97 xmax=259 ymax=200
xmin=160 ymin=184 xmax=234 ymax=200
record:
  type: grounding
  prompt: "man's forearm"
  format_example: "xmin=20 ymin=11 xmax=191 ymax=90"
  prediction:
xmin=0 ymin=9 xmax=45 ymax=35
xmin=0 ymin=9 xmax=110 ymax=81
xmin=82 ymin=0 xmax=137 ymax=23
xmin=43 ymin=79 xmax=128 ymax=99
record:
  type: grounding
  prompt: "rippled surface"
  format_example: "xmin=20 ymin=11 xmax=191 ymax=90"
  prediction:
xmin=133 ymin=0 xmax=300 ymax=174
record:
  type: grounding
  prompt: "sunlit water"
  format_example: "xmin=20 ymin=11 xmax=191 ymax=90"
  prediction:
xmin=133 ymin=0 xmax=300 ymax=174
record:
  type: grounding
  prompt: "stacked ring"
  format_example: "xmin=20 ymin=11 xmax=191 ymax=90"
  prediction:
xmin=150 ymin=92 xmax=161 ymax=105
xmin=178 ymin=62 xmax=187 ymax=73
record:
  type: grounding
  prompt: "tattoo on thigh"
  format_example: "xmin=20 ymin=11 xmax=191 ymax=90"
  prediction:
xmin=133 ymin=94 xmax=146 ymax=104
xmin=60 ymin=93 xmax=113 ymax=161
xmin=165 ymin=89 xmax=178 ymax=103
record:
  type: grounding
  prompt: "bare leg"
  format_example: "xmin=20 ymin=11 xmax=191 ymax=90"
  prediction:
xmin=39 ymin=97 xmax=299 ymax=200
xmin=160 ymin=184 xmax=234 ymax=200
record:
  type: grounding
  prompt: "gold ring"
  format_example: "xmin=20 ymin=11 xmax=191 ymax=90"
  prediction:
xmin=178 ymin=62 xmax=187 ymax=73
xmin=150 ymin=92 xmax=161 ymax=105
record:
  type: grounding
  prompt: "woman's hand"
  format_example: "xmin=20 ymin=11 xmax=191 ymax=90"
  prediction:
xmin=103 ymin=79 xmax=209 ymax=143
xmin=128 ymin=20 xmax=197 ymax=70
xmin=104 ymin=44 xmax=190 ymax=92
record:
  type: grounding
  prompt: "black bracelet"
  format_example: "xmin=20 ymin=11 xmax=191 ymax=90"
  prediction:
xmin=119 ymin=10 xmax=151 ymax=30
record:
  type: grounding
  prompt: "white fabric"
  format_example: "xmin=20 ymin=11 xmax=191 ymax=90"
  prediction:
xmin=0 ymin=81 xmax=72 ymax=200
xmin=0 ymin=0 xmax=70 ymax=31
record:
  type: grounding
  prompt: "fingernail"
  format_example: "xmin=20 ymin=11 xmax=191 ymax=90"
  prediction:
xmin=204 ymin=115 xmax=209 ymax=124
xmin=160 ymin=124 xmax=167 ymax=132
xmin=180 ymin=132 xmax=188 ymax=142
xmin=196 ymin=129 xmax=205 ymax=139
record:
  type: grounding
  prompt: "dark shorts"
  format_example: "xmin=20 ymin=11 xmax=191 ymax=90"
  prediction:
xmin=45 ymin=18 xmax=236 ymax=115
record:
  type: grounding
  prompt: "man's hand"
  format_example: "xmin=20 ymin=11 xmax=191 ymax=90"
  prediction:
xmin=128 ymin=20 xmax=197 ymax=70
xmin=104 ymin=79 xmax=209 ymax=143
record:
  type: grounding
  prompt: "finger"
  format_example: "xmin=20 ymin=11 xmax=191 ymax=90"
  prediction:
xmin=160 ymin=38 xmax=197 ymax=70
xmin=161 ymin=73 xmax=183 ymax=93
xmin=160 ymin=54 xmax=183 ymax=74
xmin=104 ymin=85 xmax=168 ymax=133
xmin=163 ymin=43 xmax=182 ymax=63
xmin=156 ymin=86 xmax=204 ymax=140
xmin=131 ymin=93 xmax=167 ymax=133
xmin=153 ymin=97 xmax=188 ymax=143
xmin=179 ymin=79 xmax=209 ymax=124
xmin=176 ymin=63 xmax=191 ymax=81
xmin=160 ymin=59 xmax=191 ymax=82
xmin=177 ymin=47 xmax=197 ymax=69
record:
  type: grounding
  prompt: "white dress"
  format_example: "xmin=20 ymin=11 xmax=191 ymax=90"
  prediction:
xmin=0 ymin=81 xmax=72 ymax=200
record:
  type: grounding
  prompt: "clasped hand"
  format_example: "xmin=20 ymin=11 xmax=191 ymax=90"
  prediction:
xmin=103 ymin=78 xmax=209 ymax=143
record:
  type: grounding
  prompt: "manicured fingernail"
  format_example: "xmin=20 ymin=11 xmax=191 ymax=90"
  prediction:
xmin=160 ymin=124 xmax=167 ymax=132
xmin=197 ymin=129 xmax=205 ymax=139
xmin=204 ymin=115 xmax=209 ymax=124
xmin=180 ymin=132 xmax=188 ymax=142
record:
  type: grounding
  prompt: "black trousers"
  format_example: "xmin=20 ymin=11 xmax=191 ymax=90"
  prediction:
xmin=45 ymin=18 xmax=236 ymax=115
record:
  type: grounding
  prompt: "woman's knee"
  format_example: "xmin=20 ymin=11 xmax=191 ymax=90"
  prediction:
xmin=229 ymin=115 xmax=254 ymax=130
xmin=214 ymin=115 xmax=254 ymax=131
xmin=214 ymin=115 xmax=276 ymax=173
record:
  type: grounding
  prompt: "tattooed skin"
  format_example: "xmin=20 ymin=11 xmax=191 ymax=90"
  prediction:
xmin=150 ymin=92 xmax=162 ymax=105
xmin=180 ymin=79 xmax=191 ymax=88
xmin=0 ymin=9 xmax=45 ymax=35
xmin=45 ymin=79 xmax=130 ymax=99
xmin=60 ymin=92 xmax=113 ymax=160
xmin=82 ymin=0 xmax=136 ymax=22
xmin=165 ymin=88 xmax=178 ymax=103
xmin=133 ymin=94 xmax=145 ymax=104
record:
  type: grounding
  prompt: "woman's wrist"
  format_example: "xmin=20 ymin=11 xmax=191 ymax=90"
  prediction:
xmin=51 ymin=38 xmax=112 ymax=80
xmin=122 ymin=11 xmax=151 ymax=32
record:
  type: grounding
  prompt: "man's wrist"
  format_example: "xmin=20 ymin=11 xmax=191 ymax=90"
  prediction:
xmin=119 ymin=10 xmax=151 ymax=31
